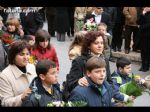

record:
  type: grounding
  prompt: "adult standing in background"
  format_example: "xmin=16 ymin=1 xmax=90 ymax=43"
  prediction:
xmin=92 ymin=7 xmax=111 ymax=33
xmin=67 ymin=7 xmax=75 ymax=40
xmin=138 ymin=7 xmax=150 ymax=72
xmin=123 ymin=7 xmax=142 ymax=54
xmin=111 ymin=7 xmax=125 ymax=52
xmin=45 ymin=7 xmax=56 ymax=37
xmin=0 ymin=40 xmax=37 ymax=106
xmin=74 ymin=7 xmax=88 ymax=32
xmin=103 ymin=7 xmax=117 ymax=36
xmin=54 ymin=7 xmax=70 ymax=41
xmin=20 ymin=7 xmax=43 ymax=35
xmin=0 ymin=6 xmax=8 ymax=24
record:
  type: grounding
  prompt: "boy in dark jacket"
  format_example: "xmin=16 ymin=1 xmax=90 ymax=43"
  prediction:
xmin=69 ymin=56 xmax=114 ymax=107
xmin=111 ymin=57 xmax=135 ymax=102
xmin=22 ymin=59 xmax=62 ymax=107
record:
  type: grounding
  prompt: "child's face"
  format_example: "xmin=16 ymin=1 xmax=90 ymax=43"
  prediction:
xmin=29 ymin=40 xmax=35 ymax=46
xmin=120 ymin=64 xmax=132 ymax=75
xmin=41 ymin=67 xmax=58 ymax=85
xmin=39 ymin=40 xmax=49 ymax=48
xmin=7 ymin=24 xmax=16 ymax=32
xmin=87 ymin=67 xmax=106 ymax=85
xmin=97 ymin=26 xmax=106 ymax=35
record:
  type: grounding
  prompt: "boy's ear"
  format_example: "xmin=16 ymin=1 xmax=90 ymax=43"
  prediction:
xmin=86 ymin=70 xmax=91 ymax=77
xmin=39 ymin=74 xmax=45 ymax=81
xmin=119 ymin=67 xmax=123 ymax=72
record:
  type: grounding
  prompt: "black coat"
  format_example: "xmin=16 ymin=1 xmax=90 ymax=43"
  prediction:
xmin=20 ymin=11 xmax=43 ymax=35
xmin=54 ymin=7 xmax=70 ymax=33
xmin=22 ymin=77 xmax=62 ymax=107
xmin=138 ymin=11 xmax=150 ymax=54
xmin=103 ymin=7 xmax=117 ymax=29
xmin=66 ymin=54 xmax=112 ymax=93
xmin=100 ymin=12 xmax=112 ymax=33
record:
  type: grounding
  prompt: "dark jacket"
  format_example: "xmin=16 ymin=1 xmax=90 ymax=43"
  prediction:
xmin=54 ymin=7 xmax=70 ymax=33
xmin=22 ymin=77 xmax=62 ymax=107
xmin=138 ymin=11 xmax=150 ymax=54
xmin=69 ymin=77 xmax=114 ymax=107
xmin=93 ymin=12 xmax=111 ymax=33
xmin=66 ymin=53 xmax=112 ymax=93
xmin=0 ymin=41 xmax=8 ymax=71
xmin=20 ymin=10 xmax=43 ymax=35
xmin=111 ymin=70 xmax=133 ymax=101
xmin=103 ymin=7 xmax=117 ymax=29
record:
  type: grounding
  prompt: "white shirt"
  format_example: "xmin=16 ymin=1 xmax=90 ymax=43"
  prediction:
xmin=92 ymin=12 xmax=102 ymax=25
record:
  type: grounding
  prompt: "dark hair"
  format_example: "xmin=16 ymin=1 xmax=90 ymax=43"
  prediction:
xmin=23 ymin=35 xmax=34 ymax=42
xmin=116 ymin=57 xmax=131 ymax=69
xmin=8 ymin=40 xmax=30 ymax=64
xmin=34 ymin=29 xmax=51 ymax=49
xmin=85 ymin=56 xmax=106 ymax=72
xmin=84 ymin=13 xmax=95 ymax=23
xmin=81 ymin=31 xmax=106 ymax=55
xmin=36 ymin=59 xmax=56 ymax=76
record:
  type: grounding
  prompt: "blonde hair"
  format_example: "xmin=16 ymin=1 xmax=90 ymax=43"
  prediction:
xmin=69 ymin=31 xmax=86 ymax=51
xmin=6 ymin=17 xmax=20 ymax=28
xmin=97 ymin=22 xmax=107 ymax=31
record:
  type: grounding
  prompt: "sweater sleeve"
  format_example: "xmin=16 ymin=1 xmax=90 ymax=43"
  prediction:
xmin=0 ymin=74 xmax=22 ymax=106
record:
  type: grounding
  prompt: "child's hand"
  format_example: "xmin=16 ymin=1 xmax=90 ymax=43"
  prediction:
xmin=128 ymin=95 xmax=135 ymax=102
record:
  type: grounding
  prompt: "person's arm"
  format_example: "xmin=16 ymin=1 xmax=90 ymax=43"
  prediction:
xmin=0 ymin=74 xmax=22 ymax=106
xmin=112 ymin=79 xmax=125 ymax=102
xmin=66 ymin=57 xmax=84 ymax=92
xmin=68 ymin=88 xmax=87 ymax=103
xmin=105 ymin=58 xmax=112 ymax=84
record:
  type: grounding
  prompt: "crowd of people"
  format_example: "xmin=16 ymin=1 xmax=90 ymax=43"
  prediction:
xmin=0 ymin=7 xmax=150 ymax=107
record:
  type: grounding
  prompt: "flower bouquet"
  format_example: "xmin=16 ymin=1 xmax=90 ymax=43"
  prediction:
xmin=47 ymin=101 xmax=87 ymax=107
xmin=84 ymin=20 xmax=97 ymax=31
xmin=119 ymin=75 xmax=150 ymax=106
xmin=0 ymin=30 xmax=16 ymax=45
xmin=28 ymin=55 xmax=37 ymax=64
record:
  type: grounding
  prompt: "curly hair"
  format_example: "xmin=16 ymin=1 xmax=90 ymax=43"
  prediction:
xmin=81 ymin=31 xmax=107 ymax=55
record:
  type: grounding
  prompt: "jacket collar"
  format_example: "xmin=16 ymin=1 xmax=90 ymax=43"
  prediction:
xmin=86 ymin=76 xmax=111 ymax=96
xmin=10 ymin=64 xmax=32 ymax=79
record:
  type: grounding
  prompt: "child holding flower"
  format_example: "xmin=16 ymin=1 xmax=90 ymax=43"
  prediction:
xmin=22 ymin=59 xmax=62 ymax=107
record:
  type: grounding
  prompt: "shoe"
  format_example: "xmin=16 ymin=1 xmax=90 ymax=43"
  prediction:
xmin=133 ymin=49 xmax=141 ymax=53
xmin=112 ymin=48 xmax=116 ymax=52
xmin=117 ymin=49 xmax=121 ymax=52
xmin=139 ymin=67 xmax=149 ymax=72
xmin=125 ymin=50 xmax=129 ymax=54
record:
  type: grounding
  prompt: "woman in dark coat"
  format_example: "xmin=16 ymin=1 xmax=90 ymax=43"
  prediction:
xmin=138 ymin=7 xmax=150 ymax=72
xmin=54 ymin=7 xmax=70 ymax=41
xmin=63 ymin=31 xmax=112 ymax=100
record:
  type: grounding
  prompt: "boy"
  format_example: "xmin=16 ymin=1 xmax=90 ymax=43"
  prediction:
xmin=22 ymin=59 xmax=62 ymax=107
xmin=69 ymin=56 xmax=114 ymax=107
xmin=97 ymin=23 xmax=113 ymax=60
xmin=112 ymin=57 xmax=135 ymax=102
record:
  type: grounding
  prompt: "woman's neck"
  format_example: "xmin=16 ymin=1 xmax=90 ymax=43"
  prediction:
xmin=90 ymin=52 xmax=102 ymax=57
xmin=15 ymin=64 xmax=26 ymax=73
